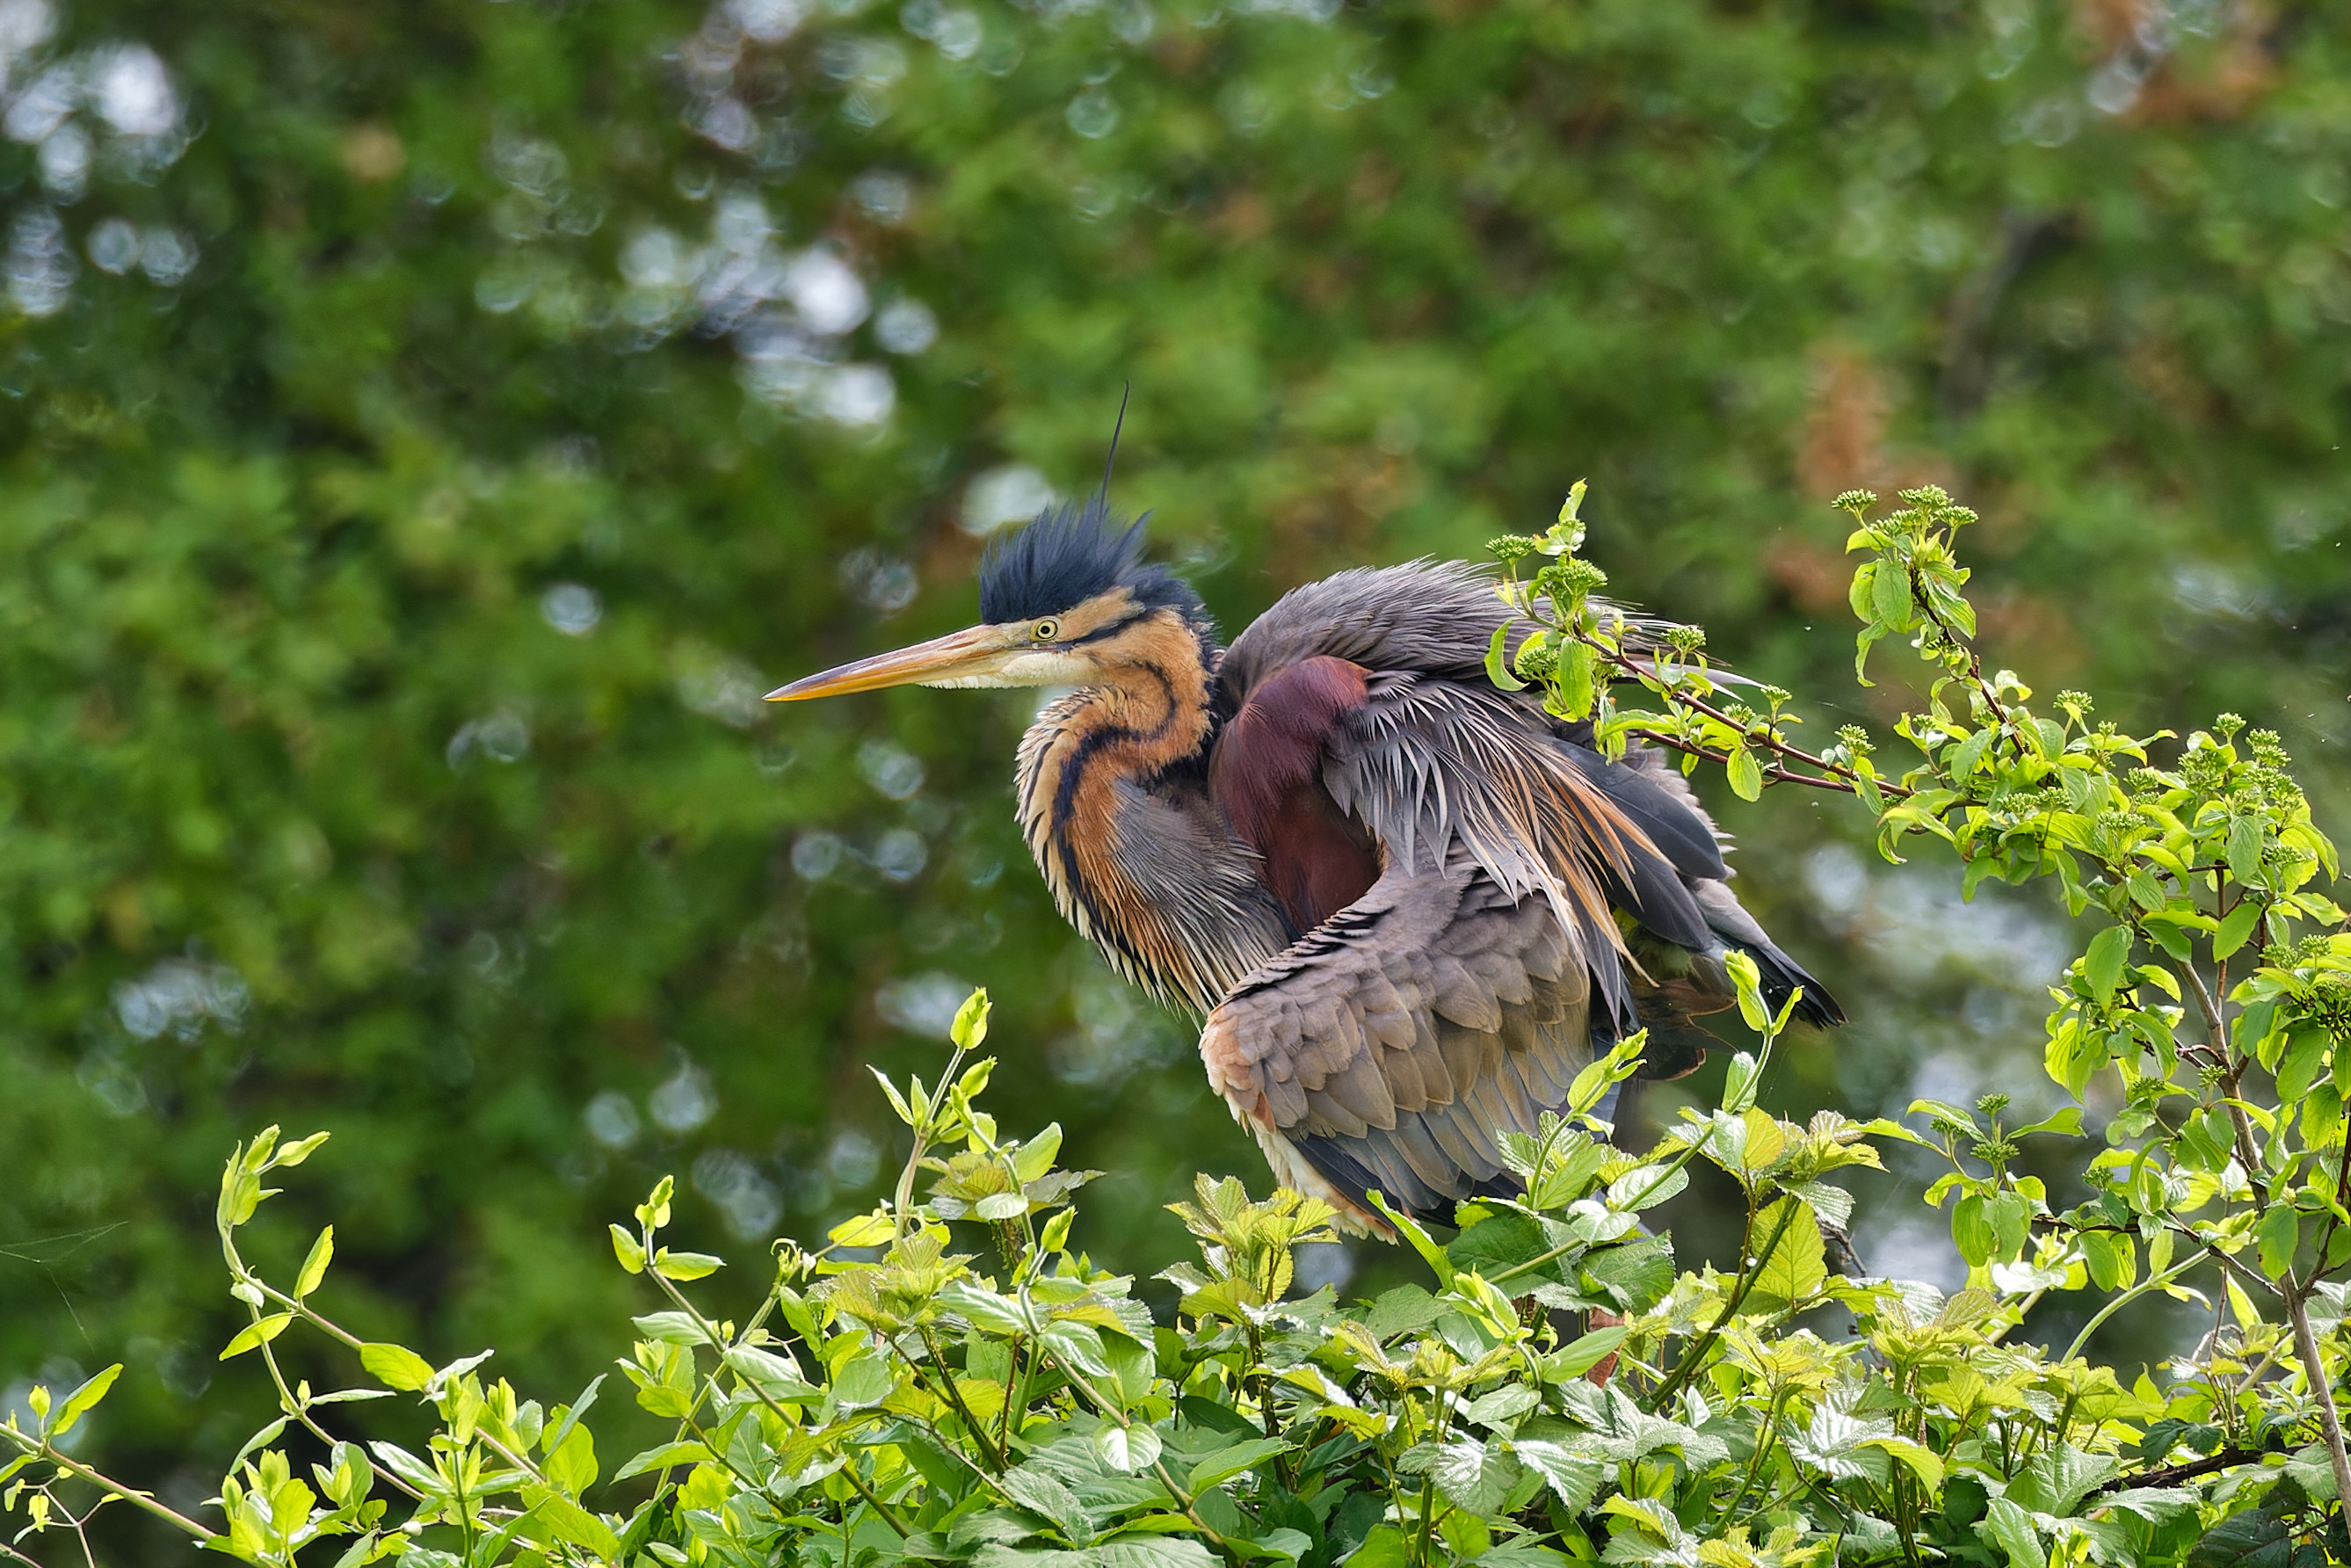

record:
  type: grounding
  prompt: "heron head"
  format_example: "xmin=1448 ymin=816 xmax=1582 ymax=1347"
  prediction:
xmin=766 ymin=498 xmax=1211 ymax=702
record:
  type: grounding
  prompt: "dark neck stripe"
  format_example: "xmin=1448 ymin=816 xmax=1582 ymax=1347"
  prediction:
xmin=1049 ymin=661 xmax=1179 ymax=831
xmin=1063 ymin=613 xmax=1143 ymax=650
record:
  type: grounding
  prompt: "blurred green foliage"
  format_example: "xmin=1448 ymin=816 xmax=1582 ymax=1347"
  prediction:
xmin=1 ymin=0 xmax=2347 ymax=1548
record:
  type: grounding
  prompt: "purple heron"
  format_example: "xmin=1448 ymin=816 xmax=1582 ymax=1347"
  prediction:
xmin=771 ymin=497 xmax=1839 ymax=1238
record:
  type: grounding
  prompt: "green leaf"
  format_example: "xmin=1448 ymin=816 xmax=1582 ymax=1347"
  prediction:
xmin=360 ymin=1341 xmax=436 ymax=1392
xmin=48 ymin=1364 xmax=120 ymax=1437
xmin=1866 ymin=1436 xmax=1944 ymax=1491
xmin=2086 ymin=926 xmax=2131 ymax=1005
xmin=2079 ymin=1230 xmax=2130 ymax=1293
xmin=544 ymin=1423 xmax=600 ymax=1492
xmin=1346 ymin=1527 xmax=1412 ymax=1568
xmin=632 ymin=1310 xmax=711 ymax=1345
xmin=1363 ymin=1192 xmax=1455 ymax=1288
xmin=1978 ymin=1496 xmax=2043 ymax=1568
xmin=1745 ymin=1197 xmax=1825 ymax=1312
xmin=1462 ymin=1384 xmax=1540 ymax=1429
xmin=2213 ymin=899 xmax=2261 ymax=958
xmin=230 ymin=1416 xmax=290 ymax=1472
xmin=1092 ymin=1540 xmax=1222 ymax=1568
xmin=611 ymin=1440 xmax=709 ymax=1484
xmin=1550 ymin=1325 xmax=1627 ymax=1377
xmin=1448 ymin=1213 xmax=1549 ymax=1276
xmin=723 ymin=1345 xmax=820 ymax=1400
xmin=631 ymin=1382 xmax=695 ymax=1419
xmin=274 ymin=1131 xmax=331 ymax=1168
xmin=1725 ymin=744 xmax=1763 ymax=802
xmin=2276 ymin=1030 xmax=2331 ymax=1102
xmin=1013 ymin=1123 xmax=1063 ymax=1181
xmin=2185 ymin=1506 xmax=2290 ymax=1567
xmin=636 ymin=1175 xmax=674 ymax=1230
xmin=1186 ymin=1437 xmax=1292 ymax=1491
xmin=867 ymin=1066 xmax=918 ymax=1127
xmin=221 ymin=1312 xmax=294 ymax=1361
xmin=1484 ymin=621 xmax=1527 ymax=692
xmin=998 ymin=1464 xmax=1087 ymax=1539
xmin=1986 ymin=1192 xmax=2030 ymax=1262
xmin=650 ymin=1249 xmax=723 ymax=1280
xmin=831 ymin=1352 xmax=898 ymax=1409
xmin=1432 ymin=1437 xmax=1520 ymax=1514
xmin=1606 ymin=1163 xmax=1687 ymax=1211
xmin=608 ymin=1224 xmax=645 ymax=1275
xmin=1508 ymin=1441 xmax=1605 ymax=1512
xmin=1092 ymin=1421 xmax=1163 ymax=1473
xmin=532 ymin=1494 xmax=621 ymax=1559
xmin=296 ymin=1225 xmax=335 ymax=1298
xmin=828 ymin=1211 xmax=895 ymax=1247
xmin=1722 ymin=1049 xmax=1761 ymax=1112
xmin=1871 ymin=555 xmax=1912 ymax=628
xmin=1948 ymin=725 xmax=1992 ymax=780
xmin=2012 ymin=1107 xmax=2083 ymax=1138
xmin=974 ymin=1192 xmax=1029 ymax=1221
xmin=1362 ymin=1285 xmax=1445 ymax=1340
xmin=1555 ymin=480 xmax=1587 ymax=542
xmin=2226 ymin=815 xmax=2267 ymax=886
xmin=952 ymin=988 xmax=991 ymax=1050
xmin=2256 ymin=1203 xmax=2299 ymax=1281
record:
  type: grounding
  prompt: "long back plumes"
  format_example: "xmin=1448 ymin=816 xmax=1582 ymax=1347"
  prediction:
xmin=1221 ymin=562 xmax=1660 ymax=1031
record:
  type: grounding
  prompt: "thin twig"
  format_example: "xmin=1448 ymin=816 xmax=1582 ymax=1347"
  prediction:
xmin=0 ymin=1429 xmax=216 ymax=1542
xmin=1027 ymin=1330 xmax=1233 ymax=1559
xmin=2062 ymin=1249 xmax=2210 ymax=1363
xmin=1651 ymin=1199 xmax=1803 ymax=1409
xmin=2179 ymin=958 xmax=2351 ymax=1504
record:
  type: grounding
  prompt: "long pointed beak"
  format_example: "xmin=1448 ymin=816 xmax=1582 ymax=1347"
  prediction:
xmin=766 ymin=623 xmax=1012 ymax=701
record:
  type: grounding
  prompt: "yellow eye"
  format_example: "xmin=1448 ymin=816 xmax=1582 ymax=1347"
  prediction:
xmin=1033 ymin=619 xmax=1060 ymax=642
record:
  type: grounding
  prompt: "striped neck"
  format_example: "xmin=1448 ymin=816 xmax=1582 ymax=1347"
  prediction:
xmin=1014 ymin=613 xmax=1220 ymax=998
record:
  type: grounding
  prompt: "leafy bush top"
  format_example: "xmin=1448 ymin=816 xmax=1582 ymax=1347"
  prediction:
xmin=5 ymin=494 xmax=2347 ymax=1566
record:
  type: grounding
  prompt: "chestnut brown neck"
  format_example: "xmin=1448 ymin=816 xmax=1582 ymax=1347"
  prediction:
xmin=1014 ymin=613 xmax=1220 ymax=994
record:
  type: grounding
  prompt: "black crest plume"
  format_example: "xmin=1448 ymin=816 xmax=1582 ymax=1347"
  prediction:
xmin=976 ymin=396 xmax=1207 ymax=629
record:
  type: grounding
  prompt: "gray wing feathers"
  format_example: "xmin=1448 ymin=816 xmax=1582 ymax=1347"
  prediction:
xmin=1322 ymin=673 xmax=1641 ymax=1037
xmin=1201 ymin=561 xmax=1840 ymax=1222
xmin=1201 ymin=848 xmax=1598 ymax=1219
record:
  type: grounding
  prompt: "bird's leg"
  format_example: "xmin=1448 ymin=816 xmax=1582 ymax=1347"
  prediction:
xmin=1531 ymin=1302 xmax=1625 ymax=1383
xmin=990 ymin=1219 xmax=1024 ymax=1274
xmin=1818 ymin=1214 xmax=1865 ymax=1281
xmin=1584 ymin=1308 xmax=1623 ymax=1385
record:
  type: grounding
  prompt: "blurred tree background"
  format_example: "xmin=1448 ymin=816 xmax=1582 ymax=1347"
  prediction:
xmin=1 ymin=0 xmax=2347 ymax=1547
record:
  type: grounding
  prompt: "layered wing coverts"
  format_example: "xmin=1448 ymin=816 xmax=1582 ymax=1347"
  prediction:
xmin=1199 ymin=563 xmax=1839 ymax=1233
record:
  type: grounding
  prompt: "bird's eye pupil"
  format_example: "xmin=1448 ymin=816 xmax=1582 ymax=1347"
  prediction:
xmin=1034 ymin=620 xmax=1058 ymax=641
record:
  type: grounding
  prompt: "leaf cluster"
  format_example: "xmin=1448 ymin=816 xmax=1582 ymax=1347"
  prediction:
xmin=9 ymin=494 xmax=2351 ymax=1565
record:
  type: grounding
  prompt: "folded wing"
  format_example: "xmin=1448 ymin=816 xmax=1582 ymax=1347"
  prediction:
xmin=1203 ymin=562 xmax=1840 ymax=1230
xmin=1197 ymin=848 xmax=1599 ymax=1232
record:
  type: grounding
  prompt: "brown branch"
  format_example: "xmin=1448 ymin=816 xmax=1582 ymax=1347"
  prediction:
xmin=2086 ymin=1445 xmax=2271 ymax=1499
xmin=2180 ymin=959 xmax=2351 ymax=1506
xmin=1593 ymin=646 xmax=1916 ymax=801
xmin=1620 ymin=728 xmax=1868 ymax=796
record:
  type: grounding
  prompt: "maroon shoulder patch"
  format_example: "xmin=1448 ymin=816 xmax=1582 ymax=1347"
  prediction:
xmin=1210 ymin=655 xmax=1381 ymax=934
